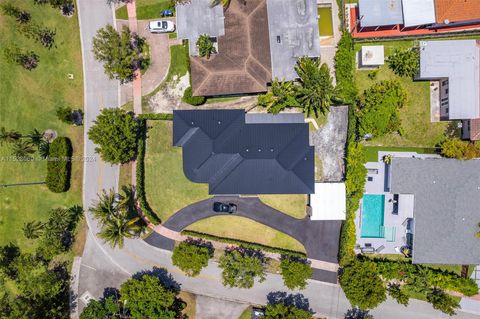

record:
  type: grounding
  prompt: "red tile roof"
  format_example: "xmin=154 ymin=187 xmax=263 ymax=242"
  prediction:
xmin=435 ymin=0 xmax=480 ymax=24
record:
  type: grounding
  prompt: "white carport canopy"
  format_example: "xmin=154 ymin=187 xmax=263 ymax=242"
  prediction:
xmin=402 ymin=0 xmax=436 ymax=27
xmin=310 ymin=183 xmax=346 ymax=220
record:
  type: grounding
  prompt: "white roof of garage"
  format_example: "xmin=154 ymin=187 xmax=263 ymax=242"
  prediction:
xmin=310 ymin=183 xmax=346 ymax=221
xmin=402 ymin=0 xmax=436 ymax=27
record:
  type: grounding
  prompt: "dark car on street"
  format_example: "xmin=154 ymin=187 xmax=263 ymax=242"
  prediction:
xmin=213 ymin=202 xmax=237 ymax=214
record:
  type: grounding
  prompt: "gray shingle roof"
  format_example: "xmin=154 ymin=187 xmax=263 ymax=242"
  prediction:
xmin=358 ymin=0 xmax=404 ymax=27
xmin=173 ymin=110 xmax=314 ymax=195
xmin=390 ymin=157 xmax=480 ymax=264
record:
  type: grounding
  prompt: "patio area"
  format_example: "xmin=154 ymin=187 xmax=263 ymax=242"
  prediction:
xmin=355 ymin=151 xmax=440 ymax=255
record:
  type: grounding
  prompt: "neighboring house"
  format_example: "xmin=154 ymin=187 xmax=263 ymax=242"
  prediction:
xmin=354 ymin=0 xmax=480 ymax=34
xmin=356 ymin=152 xmax=480 ymax=265
xmin=176 ymin=0 xmax=320 ymax=96
xmin=417 ymin=40 xmax=480 ymax=140
xmin=357 ymin=0 xmax=436 ymax=29
xmin=173 ymin=110 xmax=314 ymax=195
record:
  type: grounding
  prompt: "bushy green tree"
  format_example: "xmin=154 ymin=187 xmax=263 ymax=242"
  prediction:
xmin=295 ymin=57 xmax=334 ymax=117
xmin=387 ymin=283 xmax=409 ymax=306
xmin=120 ymin=274 xmax=186 ymax=319
xmin=88 ymin=108 xmax=140 ymax=164
xmin=357 ymin=80 xmax=406 ymax=138
xmin=258 ymin=79 xmax=299 ymax=114
xmin=339 ymin=260 xmax=386 ymax=310
xmin=80 ymin=296 xmax=122 ymax=319
xmin=219 ymin=247 xmax=266 ymax=288
xmin=196 ymin=34 xmax=216 ymax=59
xmin=172 ymin=239 xmax=213 ymax=277
xmin=93 ymin=25 xmax=149 ymax=83
xmin=386 ymin=48 xmax=420 ymax=78
xmin=441 ymin=138 xmax=480 ymax=159
xmin=280 ymin=256 xmax=313 ymax=290
xmin=264 ymin=303 xmax=313 ymax=319
xmin=426 ymin=288 xmax=459 ymax=316
xmin=344 ymin=308 xmax=374 ymax=319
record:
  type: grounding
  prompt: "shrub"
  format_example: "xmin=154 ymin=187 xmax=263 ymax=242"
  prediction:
xmin=182 ymin=86 xmax=206 ymax=105
xmin=219 ymin=247 xmax=266 ymax=288
xmin=196 ymin=34 xmax=216 ymax=59
xmin=172 ymin=239 xmax=213 ymax=277
xmin=280 ymin=256 xmax=313 ymax=290
xmin=88 ymin=108 xmax=140 ymax=164
xmin=357 ymin=80 xmax=407 ymax=138
xmin=334 ymin=33 xmax=357 ymax=104
xmin=339 ymin=260 xmax=386 ymax=310
xmin=138 ymin=113 xmax=173 ymax=120
xmin=386 ymin=48 xmax=420 ymax=78
xmin=426 ymin=288 xmax=460 ymax=316
xmin=387 ymin=283 xmax=409 ymax=306
xmin=181 ymin=229 xmax=306 ymax=257
xmin=440 ymin=138 xmax=480 ymax=159
xmin=56 ymin=106 xmax=73 ymax=124
xmin=46 ymin=137 xmax=72 ymax=193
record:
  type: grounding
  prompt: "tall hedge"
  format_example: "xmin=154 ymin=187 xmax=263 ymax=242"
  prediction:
xmin=334 ymin=33 xmax=357 ymax=105
xmin=46 ymin=137 xmax=72 ymax=193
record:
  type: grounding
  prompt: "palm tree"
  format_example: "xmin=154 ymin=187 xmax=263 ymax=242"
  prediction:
xmin=11 ymin=140 xmax=35 ymax=159
xmin=90 ymin=189 xmax=129 ymax=224
xmin=26 ymin=128 xmax=44 ymax=147
xmin=295 ymin=57 xmax=334 ymax=117
xmin=98 ymin=213 xmax=141 ymax=249
xmin=0 ymin=127 xmax=21 ymax=145
xmin=257 ymin=79 xmax=299 ymax=114
xmin=22 ymin=220 xmax=45 ymax=239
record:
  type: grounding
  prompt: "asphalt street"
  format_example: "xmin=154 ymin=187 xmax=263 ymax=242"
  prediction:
xmin=75 ymin=1 xmax=480 ymax=318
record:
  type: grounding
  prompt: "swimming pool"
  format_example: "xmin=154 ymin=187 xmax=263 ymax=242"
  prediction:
xmin=318 ymin=6 xmax=333 ymax=37
xmin=361 ymin=194 xmax=385 ymax=238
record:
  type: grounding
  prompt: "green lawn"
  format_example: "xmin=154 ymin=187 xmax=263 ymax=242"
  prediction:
xmin=259 ymin=195 xmax=306 ymax=219
xmin=363 ymin=146 xmax=439 ymax=162
xmin=355 ymin=41 xmax=448 ymax=147
xmin=144 ymin=121 xmax=210 ymax=221
xmin=186 ymin=216 xmax=306 ymax=253
xmin=116 ymin=0 xmax=173 ymax=20
xmin=239 ymin=307 xmax=252 ymax=319
xmin=0 ymin=1 xmax=83 ymax=251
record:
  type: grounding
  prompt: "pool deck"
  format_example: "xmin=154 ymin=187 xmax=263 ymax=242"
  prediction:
xmin=355 ymin=151 xmax=440 ymax=255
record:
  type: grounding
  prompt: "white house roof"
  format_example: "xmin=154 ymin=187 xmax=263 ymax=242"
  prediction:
xmin=358 ymin=0 xmax=404 ymax=27
xmin=361 ymin=45 xmax=385 ymax=66
xmin=419 ymin=40 xmax=480 ymax=120
xmin=310 ymin=183 xmax=346 ymax=220
xmin=402 ymin=0 xmax=436 ymax=27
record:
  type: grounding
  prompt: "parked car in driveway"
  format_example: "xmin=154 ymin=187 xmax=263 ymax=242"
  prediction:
xmin=213 ymin=202 xmax=237 ymax=214
xmin=148 ymin=20 xmax=175 ymax=33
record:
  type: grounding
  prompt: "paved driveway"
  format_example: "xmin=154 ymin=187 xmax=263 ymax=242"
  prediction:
xmin=145 ymin=196 xmax=342 ymax=283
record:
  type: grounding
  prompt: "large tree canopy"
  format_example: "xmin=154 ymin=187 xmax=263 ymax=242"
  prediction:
xmin=386 ymin=47 xmax=420 ymax=78
xmin=172 ymin=239 xmax=213 ymax=277
xmin=88 ymin=108 xmax=140 ymax=164
xmin=339 ymin=260 xmax=386 ymax=310
xmin=218 ymin=247 xmax=266 ymax=288
xmin=92 ymin=25 xmax=149 ymax=83
xmin=280 ymin=256 xmax=313 ymax=290
xmin=357 ymin=80 xmax=406 ymax=138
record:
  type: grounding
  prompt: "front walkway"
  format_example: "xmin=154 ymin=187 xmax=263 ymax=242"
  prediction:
xmin=143 ymin=196 xmax=342 ymax=284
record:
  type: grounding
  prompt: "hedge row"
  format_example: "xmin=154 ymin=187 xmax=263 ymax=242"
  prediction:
xmin=135 ymin=119 xmax=161 ymax=224
xmin=334 ymin=33 xmax=358 ymax=105
xmin=46 ymin=137 xmax=72 ymax=193
xmin=181 ymin=230 xmax=307 ymax=258
xmin=372 ymin=258 xmax=478 ymax=296
xmin=138 ymin=113 xmax=173 ymax=120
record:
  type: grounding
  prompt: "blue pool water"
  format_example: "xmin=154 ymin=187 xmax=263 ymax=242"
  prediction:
xmin=361 ymin=194 xmax=385 ymax=238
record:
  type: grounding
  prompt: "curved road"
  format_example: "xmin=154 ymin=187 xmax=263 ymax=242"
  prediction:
xmin=76 ymin=1 xmax=480 ymax=318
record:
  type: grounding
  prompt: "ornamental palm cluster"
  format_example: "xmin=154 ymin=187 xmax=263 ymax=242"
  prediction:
xmin=90 ymin=186 xmax=144 ymax=249
xmin=258 ymin=56 xmax=334 ymax=117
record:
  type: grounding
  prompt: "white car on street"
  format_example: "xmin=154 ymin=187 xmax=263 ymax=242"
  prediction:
xmin=148 ymin=20 xmax=175 ymax=33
